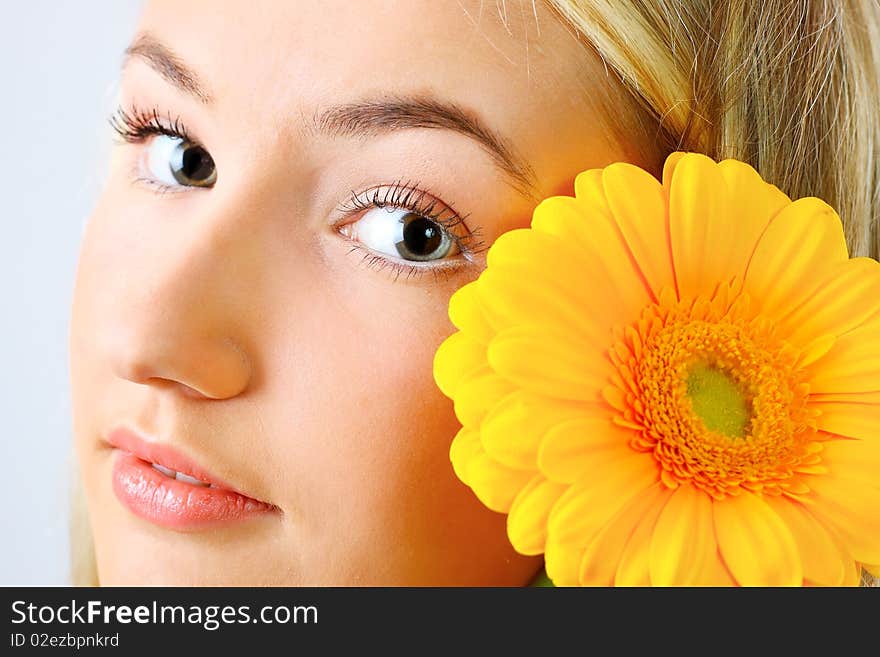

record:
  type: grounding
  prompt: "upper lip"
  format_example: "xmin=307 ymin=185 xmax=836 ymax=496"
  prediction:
xmin=105 ymin=425 xmax=269 ymax=503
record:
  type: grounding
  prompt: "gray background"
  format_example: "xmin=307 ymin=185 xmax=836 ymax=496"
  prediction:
xmin=0 ymin=1 xmax=142 ymax=584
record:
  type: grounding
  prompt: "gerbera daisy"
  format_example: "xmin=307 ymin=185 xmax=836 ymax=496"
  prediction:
xmin=433 ymin=152 xmax=880 ymax=586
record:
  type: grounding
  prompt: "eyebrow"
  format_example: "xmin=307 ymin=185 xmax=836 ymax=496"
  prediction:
xmin=122 ymin=32 xmax=538 ymax=199
xmin=124 ymin=33 xmax=212 ymax=104
xmin=312 ymin=96 xmax=538 ymax=199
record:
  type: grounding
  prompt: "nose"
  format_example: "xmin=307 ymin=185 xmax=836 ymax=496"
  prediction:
xmin=104 ymin=200 xmax=257 ymax=400
xmin=113 ymin=332 xmax=251 ymax=400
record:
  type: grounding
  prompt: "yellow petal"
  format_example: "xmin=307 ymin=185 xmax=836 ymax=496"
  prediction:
xmin=447 ymin=280 xmax=495 ymax=344
xmin=579 ymin=483 xmax=671 ymax=586
xmin=531 ymin=194 xmax=653 ymax=314
xmin=614 ymin=491 xmax=670 ymax=586
xmin=714 ymin=492 xmax=802 ymax=586
xmin=506 ymin=475 xmax=568 ymax=555
xmin=544 ymin=538 xmax=585 ymax=586
xmin=780 ymin=257 xmax=880 ymax=348
xmin=667 ymin=153 xmax=735 ymax=300
xmin=742 ymin=197 xmax=847 ymax=321
xmin=482 ymin=227 xmax=647 ymax=339
xmin=695 ymin=553 xmax=737 ymax=587
xmin=452 ymin=369 xmax=515 ymax=428
xmin=820 ymin=439 xmax=880 ymax=484
xmin=661 ymin=151 xmax=689 ymax=189
xmin=481 ymin=389 xmax=589 ymax=470
xmin=465 ymin=449 xmax=535 ymax=514
xmin=716 ymin=158 xmax=791 ymax=286
xmin=449 ymin=427 xmax=482 ymax=487
xmin=476 ymin=264 xmax=609 ymax=346
xmin=547 ymin=453 xmax=658 ymax=547
xmin=649 ymin=484 xmax=717 ymax=586
xmin=803 ymin=456 xmax=880 ymax=565
xmin=807 ymin=313 xmax=880 ymax=394
xmin=795 ymin=333 xmax=837 ymax=370
xmin=843 ymin=559 xmax=862 ymax=586
xmin=812 ymin=391 xmax=880 ymax=404
xmin=433 ymin=332 xmax=488 ymax=398
xmin=538 ymin=415 xmax=638 ymax=484
xmin=487 ymin=324 xmax=613 ymax=402
xmin=811 ymin=401 xmax=880 ymax=440
xmin=573 ymin=168 xmax=610 ymax=212
xmin=602 ymin=162 xmax=676 ymax=300
xmin=764 ymin=496 xmax=848 ymax=586
xmin=863 ymin=563 xmax=880 ymax=578
xmin=805 ymin=434 xmax=880 ymax=563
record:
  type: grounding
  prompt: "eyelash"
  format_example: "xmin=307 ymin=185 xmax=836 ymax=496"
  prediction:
xmin=109 ymin=104 xmax=195 ymax=145
xmin=108 ymin=103 xmax=486 ymax=280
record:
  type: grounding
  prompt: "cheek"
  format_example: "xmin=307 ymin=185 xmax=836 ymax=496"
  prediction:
xmin=264 ymin=269 xmax=465 ymax=530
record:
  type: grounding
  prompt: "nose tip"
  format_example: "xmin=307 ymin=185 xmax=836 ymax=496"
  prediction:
xmin=111 ymin=334 xmax=252 ymax=400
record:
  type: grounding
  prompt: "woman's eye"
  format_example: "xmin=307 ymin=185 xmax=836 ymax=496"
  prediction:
xmin=341 ymin=207 xmax=461 ymax=262
xmin=143 ymin=134 xmax=217 ymax=188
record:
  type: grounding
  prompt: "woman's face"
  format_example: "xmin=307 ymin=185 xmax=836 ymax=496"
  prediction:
xmin=70 ymin=0 xmax=652 ymax=585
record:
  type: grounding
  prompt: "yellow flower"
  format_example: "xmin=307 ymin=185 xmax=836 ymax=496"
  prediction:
xmin=433 ymin=152 xmax=880 ymax=586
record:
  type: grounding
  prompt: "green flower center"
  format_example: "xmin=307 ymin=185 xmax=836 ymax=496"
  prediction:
xmin=685 ymin=361 xmax=752 ymax=439
xmin=608 ymin=285 xmax=817 ymax=498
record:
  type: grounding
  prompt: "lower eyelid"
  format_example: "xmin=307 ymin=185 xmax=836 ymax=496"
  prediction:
xmin=347 ymin=241 xmax=469 ymax=268
xmin=344 ymin=242 xmax=476 ymax=282
xmin=129 ymin=175 xmax=180 ymax=196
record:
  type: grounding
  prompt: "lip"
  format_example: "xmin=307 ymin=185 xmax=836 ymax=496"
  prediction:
xmin=107 ymin=426 xmax=275 ymax=531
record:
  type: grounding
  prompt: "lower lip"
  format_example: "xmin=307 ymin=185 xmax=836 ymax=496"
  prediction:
xmin=111 ymin=452 xmax=273 ymax=531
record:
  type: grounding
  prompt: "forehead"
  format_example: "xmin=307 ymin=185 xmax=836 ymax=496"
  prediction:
xmin=134 ymin=1 xmax=589 ymax=132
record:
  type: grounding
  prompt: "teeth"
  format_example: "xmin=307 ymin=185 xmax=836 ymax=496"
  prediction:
xmin=151 ymin=463 xmax=176 ymax=478
xmin=175 ymin=471 xmax=210 ymax=487
xmin=150 ymin=463 xmax=211 ymax=487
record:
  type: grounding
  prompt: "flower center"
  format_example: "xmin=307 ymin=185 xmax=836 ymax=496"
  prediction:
xmin=605 ymin=283 xmax=821 ymax=499
xmin=685 ymin=361 xmax=752 ymax=439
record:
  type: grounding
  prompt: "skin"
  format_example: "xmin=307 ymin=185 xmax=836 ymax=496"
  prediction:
xmin=69 ymin=0 xmax=659 ymax=585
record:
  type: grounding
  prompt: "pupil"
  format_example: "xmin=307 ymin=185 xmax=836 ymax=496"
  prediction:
xmin=402 ymin=215 xmax=442 ymax=256
xmin=176 ymin=144 xmax=214 ymax=183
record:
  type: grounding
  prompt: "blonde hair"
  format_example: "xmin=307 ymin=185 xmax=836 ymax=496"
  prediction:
xmin=72 ymin=0 xmax=879 ymax=586
xmin=544 ymin=0 xmax=879 ymax=260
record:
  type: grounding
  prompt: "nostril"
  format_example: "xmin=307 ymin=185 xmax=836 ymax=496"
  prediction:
xmin=145 ymin=378 xmax=213 ymax=400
